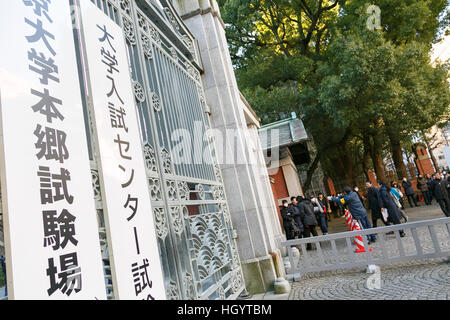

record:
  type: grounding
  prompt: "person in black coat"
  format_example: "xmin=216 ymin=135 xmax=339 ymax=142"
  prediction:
xmin=280 ymin=200 xmax=298 ymax=240
xmin=447 ymin=175 xmax=450 ymax=200
xmin=365 ymin=181 xmax=388 ymax=228
xmin=298 ymin=196 xmax=318 ymax=250
xmin=402 ymin=178 xmax=418 ymax=208
xmin=426 ymin=174 xmax=434 ymax=203
xmin=317 ymin=192 xmax=331 ymax=224
xmin=430 ymin=173 xmax=450 ymax=217
xmin=378 ymin=181 xmax=405 ymax=237
xmin=417 ymin=174 xmax=431 ymax=205
xmin=290 ymin=197 xmax=304 ymax=235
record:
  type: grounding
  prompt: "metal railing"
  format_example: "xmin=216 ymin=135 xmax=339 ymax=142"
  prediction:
xmin=282 ymin=217 xmax=450 ymax=278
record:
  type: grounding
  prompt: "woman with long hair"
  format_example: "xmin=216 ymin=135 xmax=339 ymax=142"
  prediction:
xmin=378 ymin=181 xmax=405 ymax=237
xmin=390 ymin=182 xmax=408 ymax=223
xmin=391 ymin=182 xmax=405 ymax=210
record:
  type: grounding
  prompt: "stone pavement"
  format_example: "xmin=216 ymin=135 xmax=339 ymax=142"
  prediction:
xmin=289 ymin=259 xmax=450 ymax=300
xmin=287 ymin=203 xmax=450 ymax=300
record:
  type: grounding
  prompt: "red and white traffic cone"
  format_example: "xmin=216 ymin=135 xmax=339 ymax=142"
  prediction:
xmin=344 ymin=209 xmax=372 ymax=253
xmin=352 ymin=221 xmax=372 ymax=253
xmin=344 ymin=210 xmax=352 ymax=227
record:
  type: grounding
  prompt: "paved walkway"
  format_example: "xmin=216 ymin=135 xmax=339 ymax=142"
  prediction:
xmin=289 ymin=259 xmax=450 ymax=300
xmin=288 ymin=203 xmax=450 ymax=300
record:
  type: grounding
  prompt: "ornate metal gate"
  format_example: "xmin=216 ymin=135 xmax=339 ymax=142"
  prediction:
xmin=75 ymin=0 xmax=245 ymax=300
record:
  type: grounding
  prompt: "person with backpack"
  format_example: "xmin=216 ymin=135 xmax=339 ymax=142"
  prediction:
xmin=280 ymin=199 xmax=300 ymax=241
xmin=298 ymin=196 xmax=319 ymax=250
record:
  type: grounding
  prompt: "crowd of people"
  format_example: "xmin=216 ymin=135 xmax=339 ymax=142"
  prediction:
xmin=281 ymin=171 xmax=450 ymax=247
xmin=280 ymin=194 xmax=332 ymax=250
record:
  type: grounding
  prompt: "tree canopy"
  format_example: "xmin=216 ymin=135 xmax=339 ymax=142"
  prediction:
xmin=219 ymin=0 xmax=450 ymax=191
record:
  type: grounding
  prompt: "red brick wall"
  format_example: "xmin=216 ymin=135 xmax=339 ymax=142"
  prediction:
xmin=413 ymin=145 xmax=435 ymax=176
xmin=269 ymin=168 xmax=290 ymax=226
xmin=325 ymin=178 xmax=336 ymax=195
xmin=368 ymin=170 xmax=378 ymax=186
xmin=415 ymin=159 xmax=435 ymax=176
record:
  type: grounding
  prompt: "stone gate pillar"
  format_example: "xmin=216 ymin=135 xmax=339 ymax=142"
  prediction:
xmin=173 ymin=0 xmax=287 ymax=294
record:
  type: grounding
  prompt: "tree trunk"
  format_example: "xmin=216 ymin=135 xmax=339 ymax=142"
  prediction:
xmin=387 ymin=131 xmax=408 ymax=179
xmin=362 ymin=144 xmax=371 ymax=181
xmin=363 ymin=133 xmax=386 ymax=183
xmin=370 ymin=135 xmax=387 ymax=183
xmin=429 ymin=149 xmax=439 ymax=172
xmin=302 ymin=152 xmax=321 ymax=194
xmin=342 ymin=142 xmax=357 ymax=186
xmin=302 ymin=126 xmax=353 ymax=193
xmin=422 ymin=131 xmax=440 ymax=171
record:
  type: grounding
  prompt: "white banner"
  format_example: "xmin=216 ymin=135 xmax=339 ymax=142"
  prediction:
xmin=0 ymin=1 xmax=107 ymax=299
xmin=79 ymin=0 xmax=166 ymax=300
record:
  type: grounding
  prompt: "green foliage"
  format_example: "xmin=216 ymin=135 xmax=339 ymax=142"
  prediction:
xmin=219 ymin=0 xmax=450 ymax=185
xmin=338 ymin=0 xmax=449 ymax=45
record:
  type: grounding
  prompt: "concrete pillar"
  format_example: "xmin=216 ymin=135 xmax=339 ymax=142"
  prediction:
xmin=246 ymin=123 xmax=285 ymax=253
xmin=280 ymin=157 xmax=304 ymax=198
xmin=174 ymin=0 xmax=286 ymax=294
xmin=275 ymin=154 xmax=303 ymax=198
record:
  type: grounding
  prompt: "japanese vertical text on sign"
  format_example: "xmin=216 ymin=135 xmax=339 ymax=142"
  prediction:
xmin=0 ymin=0 xmax=107 ymax=299
xmin=79 ymin=0 xmax=166 ymax=300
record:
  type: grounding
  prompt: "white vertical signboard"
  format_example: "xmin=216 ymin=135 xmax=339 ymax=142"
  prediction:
xmin=79 ymin=1 xmax=166 ymax=300
xmin=0 ymin=1 xmax=107 ymax=299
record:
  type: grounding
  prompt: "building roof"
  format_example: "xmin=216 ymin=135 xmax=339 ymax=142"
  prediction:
xmin=259 ymin=116 xmax=309 ymax=150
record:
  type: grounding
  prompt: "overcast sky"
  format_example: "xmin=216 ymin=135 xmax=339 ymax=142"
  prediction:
xmin=432 ymin=28 xmax=450 ymax=63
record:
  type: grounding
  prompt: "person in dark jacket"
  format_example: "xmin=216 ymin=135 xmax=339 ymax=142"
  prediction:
xmin=378 ymin=181 xmax=405 ymax=237
xmin=447 ymin=175 xmax=450 ymax=200
xmin=331 ymin=186 xmax=376 ymax=243
xmin=330 ymin=197 xmax=339 ymax=218
xmin=290 ymin=197 xmax=304 ymax=235
xmin=402 ymin=178 xmax=418 ymax=208
xmin=365 ymin=181 xmax=388 ymax=228
xmin=310 ymin=195 xmax=322 ymax=230
xmin=314 ymin=193 xmax=329 ymax=235
xmin=298 ymin=196 xmax=318 ymax=250
xmin=426 ymin=174 xmax=434 ymax=203
xmin=280 ymin=200 xmax=299 ymax=240
xmin=430 ymin=173 xmax=450 ymax=217
xmin=417 ymin=174 xmax=431 ymax=205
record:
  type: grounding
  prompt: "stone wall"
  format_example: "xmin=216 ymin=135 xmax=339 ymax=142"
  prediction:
xmin=174 ymin=0 xmax=287 ymax=295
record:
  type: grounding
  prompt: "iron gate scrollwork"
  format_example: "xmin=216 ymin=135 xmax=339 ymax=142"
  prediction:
xmin=80 ymin=0 xmax=245 ymax=300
